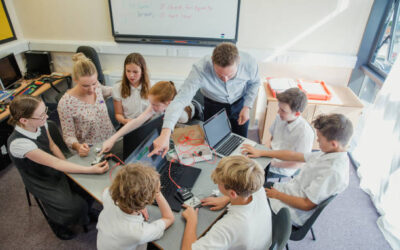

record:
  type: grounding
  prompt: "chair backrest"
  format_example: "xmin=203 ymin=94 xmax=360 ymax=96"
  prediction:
xmin=76 ymin=46 xmax=105 ymax=85
xmin=105 ymin=96 xmax=120 ymax=130
xmin=290 ymin=194 xmax=337 ymax=241
xmin=47 ymin=120 xmax=71 ymax=158
xmin=270 ymin=207 xmax=291 ymax=250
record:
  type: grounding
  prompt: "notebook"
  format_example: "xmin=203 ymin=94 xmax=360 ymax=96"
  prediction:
xmin=202 ymin=108 xmax=256 ymax=158
xmin=124 ymin=129 xmax=201 ymax=212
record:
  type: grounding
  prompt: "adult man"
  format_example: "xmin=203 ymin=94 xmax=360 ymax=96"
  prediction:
xmin=150 ymin=42 xmax=260 ymax=157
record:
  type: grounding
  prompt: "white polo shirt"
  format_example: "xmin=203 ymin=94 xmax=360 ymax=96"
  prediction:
xmin=97 ymin=188 xmax=166 ymax=250
xmin=112 ymin=81 xmax=149 ymax=119
xmin=9 ymin=123 xmax=49 ymax=158
xmin=192 ymin=188 xmax=272 ymax=250
xmin=269 ymin=115 xmax=314 ymax=176
xmin=269 ymin=151 xmax=349 ymax=226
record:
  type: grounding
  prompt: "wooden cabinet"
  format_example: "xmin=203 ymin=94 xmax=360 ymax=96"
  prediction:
xmin=257 ymin=82 xmax=364 ymax=149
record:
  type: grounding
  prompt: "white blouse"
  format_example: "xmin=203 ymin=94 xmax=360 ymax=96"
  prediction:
xmin=112 ymin=81 xmax=149 ymax=119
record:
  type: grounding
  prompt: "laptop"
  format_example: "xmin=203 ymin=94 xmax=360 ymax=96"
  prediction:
xmin=125 ymin=129 xmax=201 ymax=212
xmin=123 ymin=114 xmax=163 ymax=160
xmin=202 ymin=109 xmax=256 ymax=158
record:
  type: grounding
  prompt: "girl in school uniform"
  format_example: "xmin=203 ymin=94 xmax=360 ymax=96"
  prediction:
xmin=7 ymin=95 xmax=109 ymax=240
xmin=112 ymin=53 xmax=150 ymax=125
xmin=100 ymin=81 xmax=197 ymax=154
xmin=57 ymin=53 xmax=115 ymax=157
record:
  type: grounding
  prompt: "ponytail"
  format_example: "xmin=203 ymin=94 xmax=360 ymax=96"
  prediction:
xmin=72 ymin=53 xmax=97 ymax=81
xmin=148 ymin=81 xmax=177 ymax=103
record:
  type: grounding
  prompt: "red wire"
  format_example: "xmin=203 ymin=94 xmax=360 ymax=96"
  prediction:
xmin=174 ymin=129 xmax=217 ymax=166
xmin=109 ymin=162 xmax=120 ymax=181
xmin=168 ymin=160 xmax=181 ymax=189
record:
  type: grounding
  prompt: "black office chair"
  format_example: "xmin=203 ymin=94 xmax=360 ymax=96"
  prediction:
xmin=76 ymin=46 xmax=105 ymax=85
xmin=193 ymin=90 xmax=204 ymax=119
xmin=267 ymin=169 xmax=300 ymax=182
xmin=105 ymin=96 xmax=120 ymax=130
xmin=265 ymin=162 xmax=300 ymax=183
xmin=47 ymin=120 xmax=72 ymax=158
xmin=270 ymin=207 xmax=291 ymax=250
xmin=289 ymin=195 xmax=337 ymax=243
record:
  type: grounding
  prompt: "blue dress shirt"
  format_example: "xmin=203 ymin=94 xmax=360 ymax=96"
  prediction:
xmin=163 ymin=51 xmax=260 ymax=130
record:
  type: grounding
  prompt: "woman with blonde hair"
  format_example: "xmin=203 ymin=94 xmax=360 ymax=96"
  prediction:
xmin=57 ymin=53 xmax=115 ymax=157
xmin=100 ymin=81 xmax=196 ymax=154
xmin=112 ymin=53 xmax=150 ymax=124
xmin=7 ymin=95 xmax=109 ymax=240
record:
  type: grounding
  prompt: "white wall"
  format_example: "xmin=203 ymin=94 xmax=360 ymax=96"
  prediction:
xmin=0 ymin=0 xmax=373 ymax=85
xmin=0 ymin=0 xmax=373 ymax=125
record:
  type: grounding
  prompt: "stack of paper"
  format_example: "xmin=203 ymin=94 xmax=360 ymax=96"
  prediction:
xmin=269 ymin=78 xmax=298 ymax=92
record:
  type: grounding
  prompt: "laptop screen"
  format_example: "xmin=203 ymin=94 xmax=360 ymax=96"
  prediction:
xmin=124 ymin=130 xmax=165 ymax=172
xmin=123 ymin=114 xmax=163 ymax=160
xmin=203 ymin=109 xmax=231 ymax=148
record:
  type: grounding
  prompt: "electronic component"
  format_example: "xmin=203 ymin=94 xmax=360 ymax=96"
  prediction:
xmin=91 ymin=154 xmax=106 ymax=165
xmin=176 ymin=187 xmax=193 ymax=201
xmin=183 ymin=196 xmax=202 ymax=209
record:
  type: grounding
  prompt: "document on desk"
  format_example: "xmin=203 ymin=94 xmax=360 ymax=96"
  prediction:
xmin=269 ymin=78 xmax=298 ymax=92
xmin=299 ymin=81 xmax=327 ymax=95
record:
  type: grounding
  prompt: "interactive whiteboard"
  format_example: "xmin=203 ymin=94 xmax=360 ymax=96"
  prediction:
xmin=108 ymin=0 xmax=240 ymax=46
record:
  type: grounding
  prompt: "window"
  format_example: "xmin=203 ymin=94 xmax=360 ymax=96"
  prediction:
xmin=369 ymin=0 xmax=400 ymax=77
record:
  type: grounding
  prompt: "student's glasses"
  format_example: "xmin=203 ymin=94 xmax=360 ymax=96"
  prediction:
xmin=29 ymin=106 xmax=48 ymax=121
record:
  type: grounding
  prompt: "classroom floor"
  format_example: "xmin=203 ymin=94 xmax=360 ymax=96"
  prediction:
xmin=0 ymin=129 xmax=392 ymax=250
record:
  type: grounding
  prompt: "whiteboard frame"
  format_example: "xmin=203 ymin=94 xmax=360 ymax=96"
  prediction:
xmin=107 ymin=0 xmax=241 ymax=47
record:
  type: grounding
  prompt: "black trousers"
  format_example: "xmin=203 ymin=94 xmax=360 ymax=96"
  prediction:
xmin=204 ymin=97 xmax=249 ymax=138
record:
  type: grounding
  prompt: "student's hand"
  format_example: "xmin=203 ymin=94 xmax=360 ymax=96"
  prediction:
xmin=140 ymin=208 xmax=149 ymax=221
xmin=241 ymin=144 xmax=263 ymax=158
xmin=78 ymin=143 xmax=90 ymax=157
xmin=238 ymin=106 xmax=250 ymax=125
xmin=92 ymin=160 xmax=109 ymax=174
xmin=122 ymin=118 xmax=132 ymax=125
xmin=99 ymin=138 xmax=115 ymax=155
xmin=148 ymin=129 xmax=171 ymax=158
xmin=201 ymin=196 xmax=230 ymax=211
xmin=182 ymin=204 xmax=199 ymax=223
xmin=265 ymin=187 xmax=280 ymax=199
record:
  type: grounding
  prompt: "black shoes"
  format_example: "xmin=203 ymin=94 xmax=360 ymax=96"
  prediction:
xmin=48 ymin=220 xmax=77 ymax=240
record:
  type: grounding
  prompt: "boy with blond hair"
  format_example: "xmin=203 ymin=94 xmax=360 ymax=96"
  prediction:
xmin=242 ymin=113 xmax=353 ymax=226
xmin=181 ymin=155 xmax=272 ymax=250
xmin=97 ymin=163 xmax=174 ymax=250
xmin=267 ymin=87 xmax=314 ymax=178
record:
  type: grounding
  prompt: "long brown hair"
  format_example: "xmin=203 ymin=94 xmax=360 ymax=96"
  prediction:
xmin=8 ymin=96 xmax=42 ymax=126
xmin=121 ymin=53 xmax=150 ymax=99
xmin=148 ymin=81 xmax=177 ymax=103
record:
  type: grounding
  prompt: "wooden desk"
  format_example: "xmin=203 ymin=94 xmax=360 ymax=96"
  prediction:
xmin=257 ymin=83 xmax=364 ymax=149
xmin=67 ymin=142 xmax=271 ymax=250
xmin=0 ymin=74 xmax=71 ymax=122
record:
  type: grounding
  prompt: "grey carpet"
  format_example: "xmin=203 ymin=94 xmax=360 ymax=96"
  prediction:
xmin=0 ymin=129 xmax=392 ymax=249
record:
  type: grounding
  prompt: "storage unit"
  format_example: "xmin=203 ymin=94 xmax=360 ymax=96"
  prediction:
xmin=257 ymin=82 xmax=364 ymax=149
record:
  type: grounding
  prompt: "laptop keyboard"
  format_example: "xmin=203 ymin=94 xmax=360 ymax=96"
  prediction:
xmin=216 ymin=135 xmax=244 ymax=156
xmin=160 ymin=164 xmax=185 ymax=196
